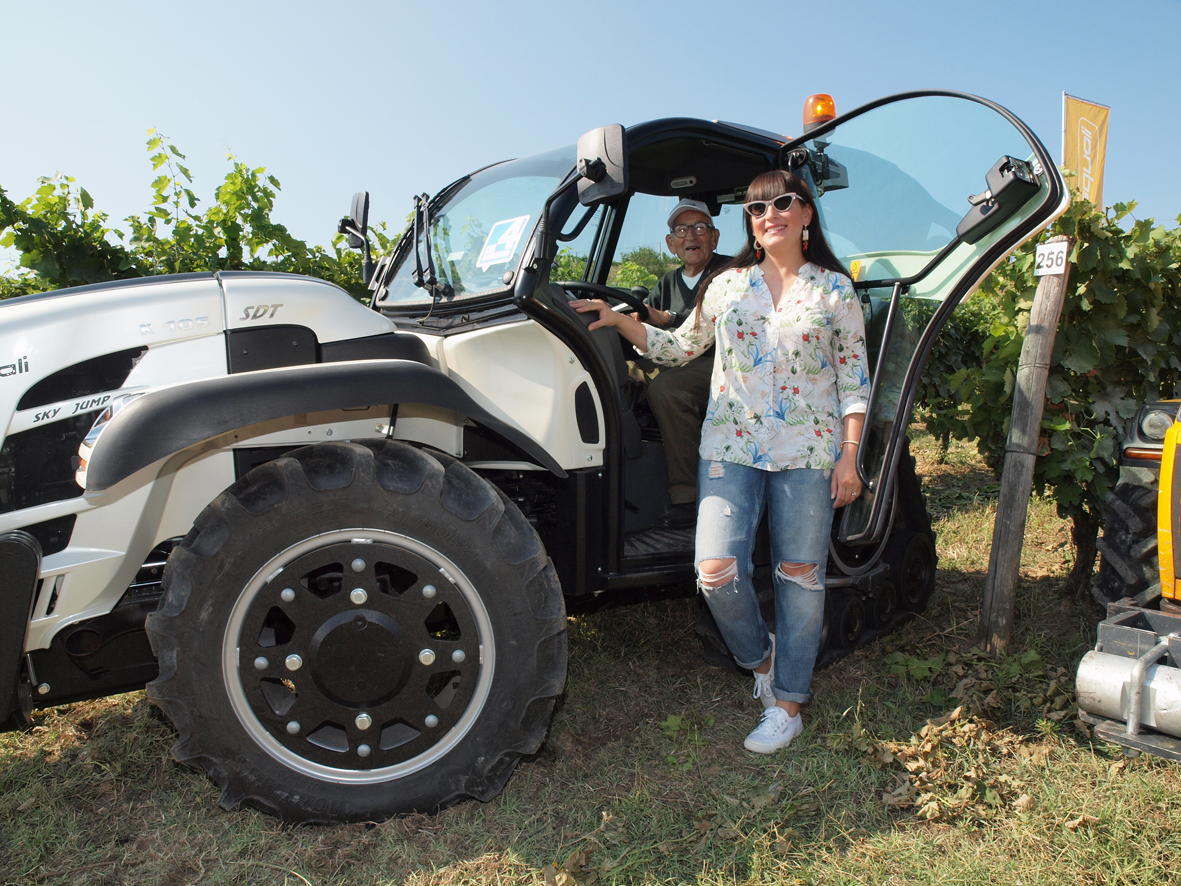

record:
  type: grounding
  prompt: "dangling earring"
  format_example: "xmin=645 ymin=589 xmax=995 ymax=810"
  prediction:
xmin=755 ymin=241 xmax=765 ymax=261
xmin=802 ymin=227 xmax=810 ymax=251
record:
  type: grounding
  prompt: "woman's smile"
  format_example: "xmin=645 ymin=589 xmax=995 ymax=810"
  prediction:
xmin=753 ymin=200 xmax=809 ymax=251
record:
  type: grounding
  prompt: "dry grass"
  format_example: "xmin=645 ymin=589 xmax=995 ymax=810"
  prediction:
xmin=1 ymin=432 xmax=1178 ymax=885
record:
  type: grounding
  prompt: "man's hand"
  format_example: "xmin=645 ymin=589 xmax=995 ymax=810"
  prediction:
xmin=646 ymin=307 xmax=671 ymax=328
xmin=570 ymin=299 xmax=651 ymax=351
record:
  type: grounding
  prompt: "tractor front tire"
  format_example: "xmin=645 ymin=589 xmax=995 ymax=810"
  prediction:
xmin=145 ymin=440 xmax=566 ymax=823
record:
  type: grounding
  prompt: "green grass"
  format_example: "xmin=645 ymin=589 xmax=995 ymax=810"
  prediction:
xmin=1 ymin=432 xmax=1178 ymax=885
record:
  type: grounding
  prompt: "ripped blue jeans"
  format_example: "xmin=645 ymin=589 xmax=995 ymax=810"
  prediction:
xmin=696 ymin=459 xmax=834 ymax=704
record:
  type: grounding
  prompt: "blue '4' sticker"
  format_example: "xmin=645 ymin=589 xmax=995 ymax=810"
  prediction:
xmin=476 ymin=216 xmax=530 ymax=271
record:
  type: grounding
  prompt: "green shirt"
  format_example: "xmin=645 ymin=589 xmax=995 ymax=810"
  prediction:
xmin=645 ymin=253 xmax=731 ymax=330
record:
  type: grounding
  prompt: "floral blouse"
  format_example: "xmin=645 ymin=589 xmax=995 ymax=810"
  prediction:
xmin=645 ymin=262 xmax=869 ymax=471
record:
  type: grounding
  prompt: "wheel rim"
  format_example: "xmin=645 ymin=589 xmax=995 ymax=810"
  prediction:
xmin=899 ymin=537 xmax=935 ymax=608
xmin=873 ymin=581 xmax=897 ymax=625
xmin=223 ymin=529 xmax=495 ymax=783
xmin=839 ymin=598 xmax=866 ymax=647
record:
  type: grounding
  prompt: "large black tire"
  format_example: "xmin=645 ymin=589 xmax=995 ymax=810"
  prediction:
xmin=145 ymin=441 xmax=566 ymax=823
xmin=1094 ymin=475 xmax=1160 ymax=606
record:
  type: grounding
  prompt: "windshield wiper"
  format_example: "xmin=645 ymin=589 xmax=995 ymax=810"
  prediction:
xmin=410 ymin=193 xmax=453 ymax=301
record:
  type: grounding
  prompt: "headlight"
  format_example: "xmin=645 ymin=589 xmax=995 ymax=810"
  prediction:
xmin=75 ymin=393 xmax=143 ymax=489
xmin=1141 ymin=408 xmax=1177 ymax=442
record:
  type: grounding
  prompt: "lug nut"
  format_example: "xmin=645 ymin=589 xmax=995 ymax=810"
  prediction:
xmin=452 ymin=649 xmax=466 ymax=663
xmin=285 ymin=654 xmax=303 ymax=671
xmin=424 ymin=714 xmax=439 ymax=728
xmin=351 ymin=558 xmax=366 ymax=573
xmin=280 ymin=588 xmax=296 ymax=602
xmin=357 ymin=744 xmax=371 ymax=757
xmin=350 ymin=588 xmax=368 ymax=605
xmin=286 ymin=721 xmax=300 ymax=735
xmin=254 ymin=656 xmax=269 ymax=671
xmin=422 ymin=584 xmax=437 ymax=599
xmin=418 ymin=649 xmax=436 ymax=666
xmin=355 ymin=713 xmax=372 ymax=730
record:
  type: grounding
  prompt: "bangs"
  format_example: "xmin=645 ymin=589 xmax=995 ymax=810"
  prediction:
xmin=745 ymin=170 xmax=809 ymax=204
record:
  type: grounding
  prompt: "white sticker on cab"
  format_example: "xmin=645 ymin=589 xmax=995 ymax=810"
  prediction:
xmin=476 ymin=216 xmax=530 ymax=271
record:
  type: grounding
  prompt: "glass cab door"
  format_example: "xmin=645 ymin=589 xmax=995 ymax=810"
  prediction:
xmin=793 ymin=92 xmax=1068 ymax=545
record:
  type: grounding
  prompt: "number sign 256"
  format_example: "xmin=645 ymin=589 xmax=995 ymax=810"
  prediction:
xmin=1034 ymin=241 xmax=1069 ymax=276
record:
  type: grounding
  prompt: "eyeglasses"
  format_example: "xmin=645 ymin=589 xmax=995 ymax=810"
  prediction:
xmin=742 ymin=193 xmax=807 ymax=218
xmin=670 ymin=222 xmax=715 ymax=238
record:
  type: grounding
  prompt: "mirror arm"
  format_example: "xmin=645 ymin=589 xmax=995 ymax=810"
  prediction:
xmin=358 ymin=236 xmax=374 ymax=287
xmin=527 ymin=174 xmax=579 ymax=274
xmin=516 ymin=174 xmax=580 ymax=308
xmin=555 ymin=203 xmax=597 ymax=243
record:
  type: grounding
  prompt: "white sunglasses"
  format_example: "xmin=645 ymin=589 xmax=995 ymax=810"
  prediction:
xmin=742 ymin=193 xmax=807 ymax=218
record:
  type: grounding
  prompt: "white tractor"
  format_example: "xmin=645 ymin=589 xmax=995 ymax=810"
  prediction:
xmin=0 ymin=91 xmax=1068 ymax=821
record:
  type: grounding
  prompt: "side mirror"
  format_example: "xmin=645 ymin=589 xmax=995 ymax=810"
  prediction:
xmin=576 ymin=124 xmax=628 ymax=205
xmin=339 ymin=191 xmax=370 ymax=249
xmin=338 ymin=191 xmax=375 ymax=285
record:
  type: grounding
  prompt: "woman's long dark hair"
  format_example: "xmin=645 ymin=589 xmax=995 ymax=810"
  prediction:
xmin=695 ymin=169 xmax=849 ymax=322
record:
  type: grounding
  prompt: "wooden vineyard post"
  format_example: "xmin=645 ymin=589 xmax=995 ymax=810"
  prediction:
xmin=980 ymin=234 xmax=1075 ymax=654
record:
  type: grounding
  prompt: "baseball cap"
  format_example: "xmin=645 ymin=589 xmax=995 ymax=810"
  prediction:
xmin=666 ymin=198 xmax=712 ymax=229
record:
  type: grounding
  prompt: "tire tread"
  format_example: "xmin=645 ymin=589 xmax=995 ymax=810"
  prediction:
xmin=1094 ymin=477 xmax=1159 ymax=605
xmin=145 ymin=440 xmax=566 ymax=823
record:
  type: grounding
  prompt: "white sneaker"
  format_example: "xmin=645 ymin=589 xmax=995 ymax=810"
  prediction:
xmin=743 ymin=706 xmax=803 ymax=754
xmin=751 ymin=633 xmax=776 ymax=709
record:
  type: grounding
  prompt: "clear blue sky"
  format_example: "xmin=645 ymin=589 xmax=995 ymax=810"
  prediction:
xmin=4 ymin=0 xmax=1179 ymax=253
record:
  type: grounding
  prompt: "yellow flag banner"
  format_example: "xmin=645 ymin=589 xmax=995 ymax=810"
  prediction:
xmin=1062 ymin=94 xmax=1110 ymax=208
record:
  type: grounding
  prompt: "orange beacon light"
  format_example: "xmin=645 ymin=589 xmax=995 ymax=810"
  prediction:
xmin=803 ymin=94 xmax=836 ymax=134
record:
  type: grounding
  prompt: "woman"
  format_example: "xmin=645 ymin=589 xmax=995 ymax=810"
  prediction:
xmin=572 ymin=170 xmax=868 ymax=753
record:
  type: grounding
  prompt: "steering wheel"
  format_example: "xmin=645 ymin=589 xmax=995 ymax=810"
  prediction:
xmin=555 ymin=280 xmax=650 ymax=323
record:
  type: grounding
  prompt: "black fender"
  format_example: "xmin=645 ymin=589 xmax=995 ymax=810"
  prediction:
xmin=85 ymin=359 xmax=566 ymax=491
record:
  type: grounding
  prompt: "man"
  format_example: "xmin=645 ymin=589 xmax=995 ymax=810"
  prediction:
xmin=642 ymin=198 xmax=730 ymax=529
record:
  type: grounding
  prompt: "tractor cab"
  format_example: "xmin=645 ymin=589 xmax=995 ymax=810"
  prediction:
xmin=358 ymin=90 xmax=1067 ymax=656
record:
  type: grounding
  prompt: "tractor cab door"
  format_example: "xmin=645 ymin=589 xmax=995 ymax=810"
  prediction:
xmin=789 ymin=92 xmax=1068 ymax=546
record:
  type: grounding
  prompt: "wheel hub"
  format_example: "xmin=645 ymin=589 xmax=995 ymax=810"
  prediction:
xmin=224 ymin=530 xmax=495 ymax=781
xmin=308 ymin=610 xmax=411 ymax=706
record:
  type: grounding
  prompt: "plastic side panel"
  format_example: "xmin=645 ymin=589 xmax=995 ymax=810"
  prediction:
xmin=440 ymin=320 xmax=603 ymax=471
xmin=219 ymin=274 xmax=394 ymax=343
xmin=0 ymin=278 xmax=223 ymax=440
xmin=124 ymin=335 xmax=228 ymax=388
xmin=155 ymin=450 xmax=236 ymax=543
xmin=1164 ymin=423 xmax=1181 ymax=601
xmin=27 ymin=478 xmax=157 ymax=650
xmin=30 ymin=448 xmax=233 ymax=652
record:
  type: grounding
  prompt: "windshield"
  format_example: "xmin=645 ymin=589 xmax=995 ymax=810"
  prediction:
xmin=381 ymin=145 xmax=574 ymax=307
